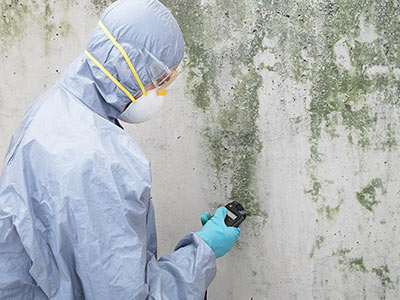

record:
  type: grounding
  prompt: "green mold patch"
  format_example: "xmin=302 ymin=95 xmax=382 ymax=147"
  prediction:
xmin=333 ymin=248 xmax=396 ymax=290
xmin=310 ymin=235 xmax=325 ymax=258
xmin=205 ymin=69 xmax=264 ymax=216
xmin=279 ymin=2 xmax=400 ymax=241
xmin=305 ymin=175 xmax=321 ymax=202
xmin=348 ymin=257 xmax=367 ymax=273
xmin=372 ymin=265 xmax=395 ymax=290
xmin=333 ymin=248 xmax=367 ymax=273
xmin=317 ymin=199 xmax=343 ymax=221
xmin=382 ymin=124 xmax=398 ymax=149
xmin=42 ymin=0 xmax=55 ymax=56
xmin=293 ymin=3 xmax=400 ymax=287
xmin=0 ymin=0 xmax=76 ymax=55
xmin=309 ymin=64 xmax=376 ymax=148
xmin=356 ymin=178 xmax=386 ymax=212
xmin=277 ymin=0 xmax=400 ymax=196
xmin=333 ymin=248 xmax=352 ymax=266
xmin=161 ymin=0 xmax=219 ymax=111
xmin=0 ymin=0 xmax=31 ymax=52
xmin=0 ymin=0 xmax=117 ymax=55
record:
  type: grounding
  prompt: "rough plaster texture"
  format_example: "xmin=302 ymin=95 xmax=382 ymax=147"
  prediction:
xmin=1 ymin=0 xmax=400 ymax=299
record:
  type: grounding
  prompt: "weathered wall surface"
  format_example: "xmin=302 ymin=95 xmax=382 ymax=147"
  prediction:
xmin=1 ymin=0 xmax=400 ymax=299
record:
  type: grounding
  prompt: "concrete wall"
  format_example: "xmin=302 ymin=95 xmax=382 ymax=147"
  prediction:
xmin=1 ymin=0 xmax=400 ymax=299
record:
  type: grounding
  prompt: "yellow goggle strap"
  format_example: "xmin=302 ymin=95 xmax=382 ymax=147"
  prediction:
xmin=84 ymin=50 xmax=137 ymax=103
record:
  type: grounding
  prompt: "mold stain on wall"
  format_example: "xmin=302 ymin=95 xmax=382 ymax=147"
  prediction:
xmin=0 ymin=0 xmax=30 ymax=52
xmin=356 ymin=178 xmax=386 ymax=212
xmin=280 ymin=1 xmax=400 ymax=291
xmin=310 ymin=235 xmax=325 ymax=258
xmin=301 ymin=0 xmax=400 ymax=215
xmin=0 ymin=0 xmax=115 ymax=55
xmin=372 ymin=265 xmax=395 ymax=292
xmin=1 ymin=0 xmax=68 ymax=55
xmin=162 ymin=0 xmax=268 ymax=222
xmin=333 ymin=248 xmax=395 ymax=297
xmin=162 ymin=0 xmax=400 ymax=294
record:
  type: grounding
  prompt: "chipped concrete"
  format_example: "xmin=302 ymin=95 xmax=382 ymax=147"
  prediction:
xmin=1 ymin=0 xmax=400 ymax=299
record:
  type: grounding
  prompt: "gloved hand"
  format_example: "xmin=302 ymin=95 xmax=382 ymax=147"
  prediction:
xmin=201 ymin=211 xmax=212 ymax=226
xmin=196 ymin=207 xmax=241 ymax=258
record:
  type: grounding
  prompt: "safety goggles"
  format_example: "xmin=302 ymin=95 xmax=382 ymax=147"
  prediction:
xmin=84 ymin=21 xmax=179 ymax=103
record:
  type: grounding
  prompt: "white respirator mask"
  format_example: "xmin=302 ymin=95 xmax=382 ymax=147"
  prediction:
xmin=119 ymin=90 xmax=166 ymax=124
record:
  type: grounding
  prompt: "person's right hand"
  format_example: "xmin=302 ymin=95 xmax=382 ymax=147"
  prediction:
xmin=196 ymin=207 xmax=240 ymax=258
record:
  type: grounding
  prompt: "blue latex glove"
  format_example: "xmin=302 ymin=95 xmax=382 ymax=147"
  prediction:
xmin=201 ymin=211 xmax=212 ymax=226
xmin=196 ymin=207 xmax=241 ymax=258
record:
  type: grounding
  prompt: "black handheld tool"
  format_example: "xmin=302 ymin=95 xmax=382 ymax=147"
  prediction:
xmin=224 ymin=201 xmax=246 ymax=227
xmin=203 ymin=201 xmax=246 ymax=300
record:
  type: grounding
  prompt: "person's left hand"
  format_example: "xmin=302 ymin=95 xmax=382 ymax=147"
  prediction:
xmin=196 ymin=207 xmax=241 ymax=258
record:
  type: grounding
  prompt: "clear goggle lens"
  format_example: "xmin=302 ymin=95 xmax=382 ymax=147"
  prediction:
xmin=140 ymin=48 xmax=179 ymax=92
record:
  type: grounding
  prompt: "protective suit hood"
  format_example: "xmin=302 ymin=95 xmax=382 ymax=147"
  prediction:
xmin=58 ymin=0 xmax=184 ymax=121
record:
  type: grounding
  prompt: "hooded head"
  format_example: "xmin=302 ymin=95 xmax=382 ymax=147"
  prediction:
xmin=58 ymin=0 xmax=184 ymax=122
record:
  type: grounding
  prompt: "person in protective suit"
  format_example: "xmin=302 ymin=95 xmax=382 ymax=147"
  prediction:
xmin=0 ymin=0 xmax=240 ymax=299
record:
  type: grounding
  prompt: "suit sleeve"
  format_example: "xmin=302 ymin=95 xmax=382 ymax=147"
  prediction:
xmin=146 ymin=233 xmax=216 ymax=300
